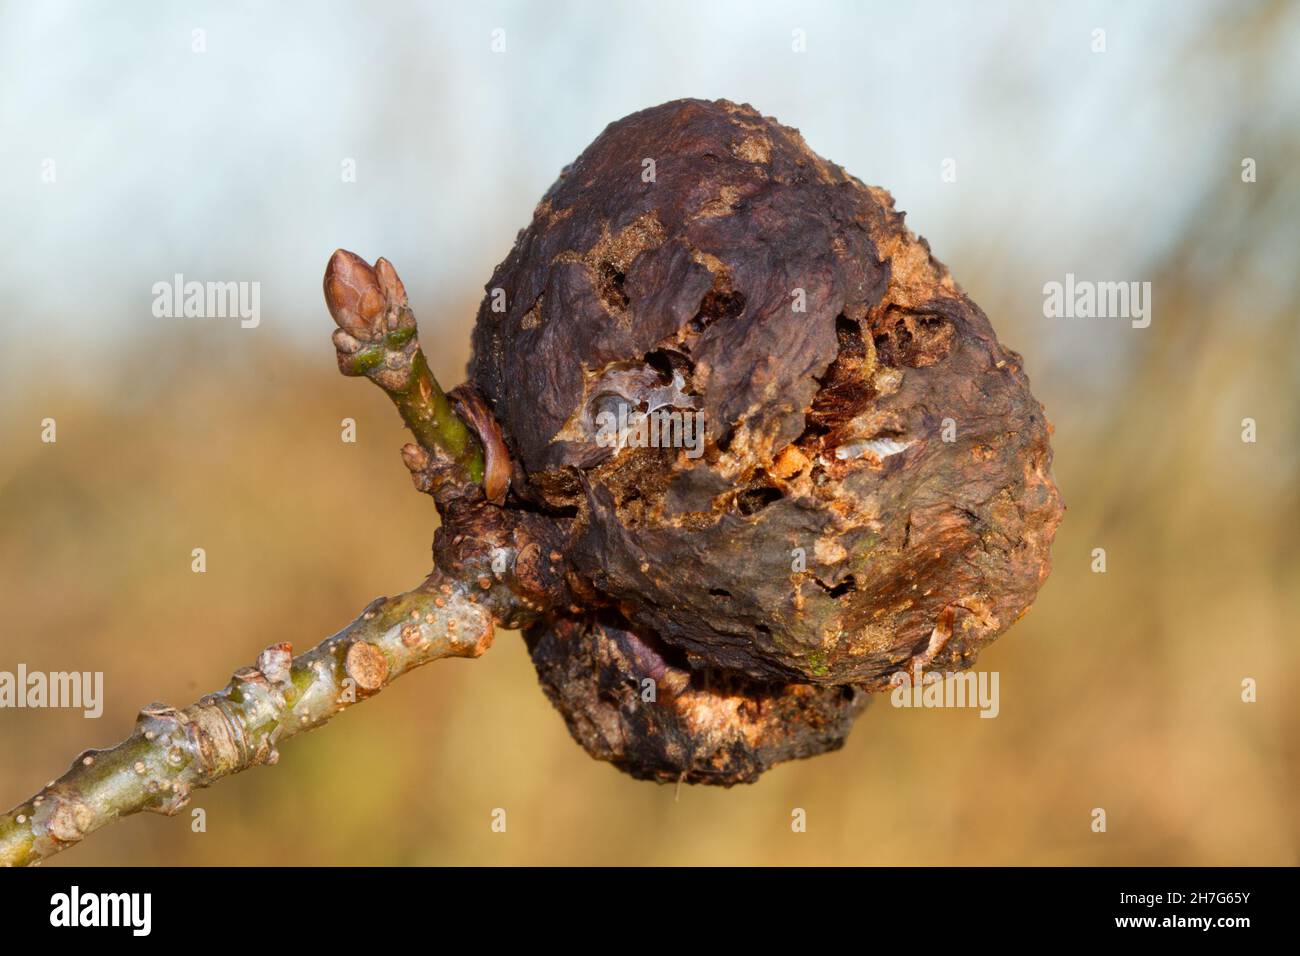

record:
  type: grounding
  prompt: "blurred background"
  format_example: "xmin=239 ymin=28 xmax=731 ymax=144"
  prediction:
xmin=1 ymin=0 xmax=1296 ymax=865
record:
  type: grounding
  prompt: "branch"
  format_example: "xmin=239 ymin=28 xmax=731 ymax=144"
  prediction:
xmin=0 ymin=570 xmax=493 ymax=867
xmin=0 ymin=251 xmax=535 ymax=866
xmin=323 ymin=249 xmax=488 ymax=490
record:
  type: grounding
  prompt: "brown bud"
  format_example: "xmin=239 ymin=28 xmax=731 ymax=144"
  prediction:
xmin=256 ymin=642 xmax=294 ymax=686
xmin=331 ymin=328 xmax=363 ymax=355
xmin=373 ymin=257 xmax=408 ymax=312
xmin=323 ymin=249 xmax=386 ymax=340
xmin=400 ymin=442 xmax=429 ymax=473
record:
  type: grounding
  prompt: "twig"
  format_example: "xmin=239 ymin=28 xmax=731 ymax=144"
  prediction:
xmin=0 ymin=571 xmax=493 ymax=867
xmin=324 ymin=249 xmax=485 ymax=488
xmin=0 ymin=252 xmax=517 ymax=866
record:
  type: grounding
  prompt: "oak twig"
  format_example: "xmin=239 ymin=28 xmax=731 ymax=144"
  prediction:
xmin=0 ymin=251 xmax=515 ymax=866
xmin=0 ymin=571 xmax=493 ymax=867
xmin=324 ymin=249 xmax=486 ymax=489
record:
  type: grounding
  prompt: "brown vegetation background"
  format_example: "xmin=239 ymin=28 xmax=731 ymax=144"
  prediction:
xmin=1 ymin=0 xmax=1296 ymax=864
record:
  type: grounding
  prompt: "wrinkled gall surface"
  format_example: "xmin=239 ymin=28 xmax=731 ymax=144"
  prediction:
xmin=466 ymin=98 xmax=1063 ymax=777
xmin=526 ymin=612 xmax=869 ymax=785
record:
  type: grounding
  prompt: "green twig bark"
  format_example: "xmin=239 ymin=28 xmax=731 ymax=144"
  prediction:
xmin=0 ymin=250 xmax=512 ymax=867
xmin=324 ymin=249 xmax=485 ymax=486
xmin=0 ymin=571 xmax=494 ymax=867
